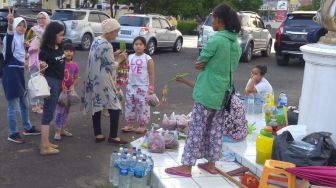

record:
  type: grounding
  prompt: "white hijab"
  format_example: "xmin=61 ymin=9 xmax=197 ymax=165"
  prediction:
xmin=2 ymin=17 xmax=27 ymax=63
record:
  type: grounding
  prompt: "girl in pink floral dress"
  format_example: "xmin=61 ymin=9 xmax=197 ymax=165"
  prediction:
xmin=121 ymin=36 xmax=155 ymax=134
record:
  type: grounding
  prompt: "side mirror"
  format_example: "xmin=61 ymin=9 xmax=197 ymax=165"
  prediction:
xmin=170 ymin=26 xmax=176 ymax=30
xmin=266 ymin=24 xmax=272 ymax=30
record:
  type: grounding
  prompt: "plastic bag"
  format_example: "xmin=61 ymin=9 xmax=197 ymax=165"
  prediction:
xmin=147 ymin=93 xmax=160 ymax=107
xmin=148 ymin=131 xmax=165 ymax=153
xmin=161 ymin=113 xmax=177 ymax=130
xmin=302 ymin=132 xmax=336 ymax=166
xmin=272 ymin=131 xmax=336 ymax=166
xmin=161 ymin=114 xmax=170 ymax=130
xmin=68 ymin=90 xmax=80 ymax=106
xmin=58 ymin=91 xmax=69 ymax=107
xmin=163 ymin=130 xmax=179 ymax=149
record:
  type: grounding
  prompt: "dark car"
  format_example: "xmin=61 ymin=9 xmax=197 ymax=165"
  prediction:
xmin=274 ymin=11 xmax=319 ymax=66
xmin=0 ymin=8 xmax=52 ymax=39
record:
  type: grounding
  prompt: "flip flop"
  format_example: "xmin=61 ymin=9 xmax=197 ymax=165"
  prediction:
xmin=227 ymin=166 xmax=249 ymax=176
xmin=165 ymin=167 xmax=192 ymax=177
xmin=121 ymin=127 xmax=135 ymax=133
xmin=135 ymin=127 xmax=147 ymax=134
xmin=197 ymin=163 xmax=219 ymax=175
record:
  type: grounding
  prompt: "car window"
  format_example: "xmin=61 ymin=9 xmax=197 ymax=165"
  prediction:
xmin=89 ymin=13 xmax=100 ymax=23
xmin=239 ymin=15 xmax=249 ymax=26
xmin=119 ymin=16 xmax=149 ymax=27
xmin=285 ymin=14 xmax=319 ymax=27
xmin=74 ymin=12 xmax=86 ymax=20
xmin=99 ymin=13 xmax=109 ymax=22
xmin=160 ymin=19 xmax=170 ymax=29
xmin=152 ymin=18 xmax=162 ymax=28
xmin=251 ymin=17 xmax=258 ymax=28
xmin=51 ymin=10 xmax=85 ymax=21
xmin=257 ymin=18 xmax=264 ymax=28
xmin=204 ymin=15 xmax=212 ymax=26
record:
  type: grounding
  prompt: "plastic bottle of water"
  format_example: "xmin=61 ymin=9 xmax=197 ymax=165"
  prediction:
xmin=128 ymin=156 xmax=137 ymax=188
xmin=132 ymin=159 xmax=147 ymax=188
xmin=112 ymin=152 xmax=122 ymax=186
xmin=247 ymin=94 xmax=255 ymax=115
xmin=109 ymin=151 xmax=117 ymax=183
xmin=119 ymin=147 xmax=123 ymax=153
xmin=278 ymin=92 xmax=288 ymax=107
xmin=118 ymin=157 xmax=130 ymax=188
xmin=146 ymin=156 xmax=154 ymax=186
xmin=123 ymin=146 xmax=129 ymax=154
xmin=136 ymin=149 xmax=142 ymax=159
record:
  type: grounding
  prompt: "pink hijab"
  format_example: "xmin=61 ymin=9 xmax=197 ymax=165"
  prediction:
xmin=31 ymin=12 xmax=50 ymax=38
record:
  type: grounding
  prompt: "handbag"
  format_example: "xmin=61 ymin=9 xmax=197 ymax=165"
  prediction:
xmin=28 ymin=65 xmax=50 ymax=99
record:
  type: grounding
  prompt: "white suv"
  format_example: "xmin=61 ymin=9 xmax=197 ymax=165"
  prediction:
xmin=51 ymin=9 xmax=110 ymax=50
xmin=113 ymin=14 xmax=183 ymax=55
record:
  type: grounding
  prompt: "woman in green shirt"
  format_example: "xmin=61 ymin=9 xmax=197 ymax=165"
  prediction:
xmin=166 ymin=3 xmax=242 ymax=177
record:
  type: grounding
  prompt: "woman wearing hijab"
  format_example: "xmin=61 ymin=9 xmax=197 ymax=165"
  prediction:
xmin=2 ymin=8 xmax=41 ymax=144
xmin=25 ymin=11 xmax=50 ymax=114
xmin=82 ymin=18 xmax=128 ymax=144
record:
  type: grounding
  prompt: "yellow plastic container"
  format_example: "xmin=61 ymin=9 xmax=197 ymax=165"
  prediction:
xmin=256 ymin=135 xmax=274 ymax=165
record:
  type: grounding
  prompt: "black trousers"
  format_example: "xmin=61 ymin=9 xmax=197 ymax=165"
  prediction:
xmin=92 ymin=109 xmax=121 ymax=138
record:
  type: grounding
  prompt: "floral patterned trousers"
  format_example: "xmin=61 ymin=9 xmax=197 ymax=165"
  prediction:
xmin=181 ymin=95 xmax=248 ymax=166
xmin=125 ymin=85 xmax=150 ymax=125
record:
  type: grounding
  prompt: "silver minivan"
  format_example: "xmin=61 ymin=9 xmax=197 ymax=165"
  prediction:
xmin=113 ymin=14 xmax=183 ymax=55
xmin=198 ymin=11 xmax=272 ymax=62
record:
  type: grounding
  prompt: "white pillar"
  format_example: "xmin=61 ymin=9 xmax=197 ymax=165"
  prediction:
xmin=0 ymin=0 xmax=3 ymax=9
xmin=299 ymin=43 xmax=336 ymax=141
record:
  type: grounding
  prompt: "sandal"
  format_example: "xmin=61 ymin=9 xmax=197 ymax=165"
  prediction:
xmin=135 ymin=127 xmax=147 ymax=134
xmin=121 ymin=126 xmax=135 ymax=133
xmin=40 ymin=146 xmax=60 ymax=155
xmin=54 ymin=134 xmax=61 ymax=141
xmin=165 ymin=167 xmax=192 ymax=177
xmin=61 ymin=130 xmax=73 ymax=137
xmin=95 ymin=136 xmax=105 ymax=143
xmin=108 ymin=137 xmax=128 ymax=145
xmin=197 ymin=163 xmax=219 ymax=175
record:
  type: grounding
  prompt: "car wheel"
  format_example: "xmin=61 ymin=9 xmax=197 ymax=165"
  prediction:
xmin=276 ymin=54 xmax=289 ymax=66
xmin=261 ymin=40 xmax=272 ymax=57
xmin=81 ymin=33 xmax=92 ymax=51
xmin=147 ymin=39 xmax=156 ymax=56
xmin=173 ymin=37 xmax=183 ymax=52
xmin=242 ymin=43 xmax=253 ymax=62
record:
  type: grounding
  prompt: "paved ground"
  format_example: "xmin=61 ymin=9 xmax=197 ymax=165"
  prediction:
xmin=0 ymin=36 xmax=305 ymax=188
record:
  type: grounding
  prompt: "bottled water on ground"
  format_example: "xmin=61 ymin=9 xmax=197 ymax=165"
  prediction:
xmin=132 ymin=159 xmax=147 ymax=188
xmin=112 ymin=152 xmax=122 ymax=186
xmin=118 ymin=157 xmax=130 ymax=188
xmin=146 ymin=156 xmax=154 ymax=186
xmin=109 ymin=151 xmax=117 ymax=183
xmin=128 ymin=156 xmax=137 ymax=188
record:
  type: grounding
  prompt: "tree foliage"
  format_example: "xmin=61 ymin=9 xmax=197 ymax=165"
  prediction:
xmin=298 ymin=0 xmax=321 ymax=11
xmin=118 ymin=0 xmax=262 ymax=19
